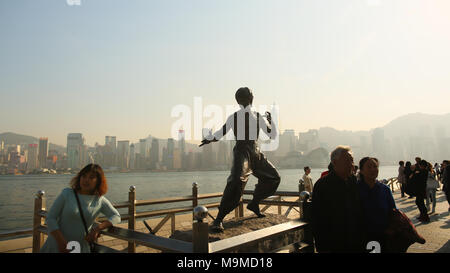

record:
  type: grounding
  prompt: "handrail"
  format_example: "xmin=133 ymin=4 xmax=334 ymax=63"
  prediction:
xmin=21 ymin=183 xmax=309 ymax=253
xmin=243 ymin=190 xmax=299 ymax=197
xmin=0 ymin=228 xmax=33 ymax=239
xmin=3 ymin=187 xmax=300 ymax=242
xmin=100 ymin=226 xmax=192 ymax=253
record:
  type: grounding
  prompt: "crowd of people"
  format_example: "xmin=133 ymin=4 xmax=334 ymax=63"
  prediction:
xmin=397 ymin=158 xmax=450 ymax=220
xmin=309 ymin=146 xmax=447 ymax=253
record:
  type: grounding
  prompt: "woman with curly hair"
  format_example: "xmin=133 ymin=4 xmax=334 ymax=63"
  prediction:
xmin=40 ymin=164 xmax=121 ymax=253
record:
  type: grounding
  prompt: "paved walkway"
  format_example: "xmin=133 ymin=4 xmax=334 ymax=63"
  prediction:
xmin=1 ymin=189 xmax=449 ymax=253
xmin=392 ymin=189 xmax=450 ymax=253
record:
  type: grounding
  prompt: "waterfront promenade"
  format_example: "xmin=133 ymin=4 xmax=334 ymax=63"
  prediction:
xmin=1 ymin=190 xmax=449 ymax=253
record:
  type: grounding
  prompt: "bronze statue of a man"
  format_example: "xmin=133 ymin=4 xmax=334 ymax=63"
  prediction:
xmin=200 ymin=87 xmax=281 ymax=232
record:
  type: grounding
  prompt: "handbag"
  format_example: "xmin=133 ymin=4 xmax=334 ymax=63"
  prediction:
xmin=384 ymin=208 xmax=425 ymax=253
xmin=426 ymin=177 xmax=439 ymax=190
xmin=73 ymin=189 xmax=112 ymax=253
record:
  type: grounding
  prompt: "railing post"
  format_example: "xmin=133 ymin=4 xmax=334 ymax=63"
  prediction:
xmin=128 ymin=186 xmax=136 ymax=253
xmin=32 ymin=190 xmax=46 ymax=253
xmin=299 ymin=191 xmax=314 ymax=252
xmin=192 ymin=206 xmax=209 ymax=253
xmin=171 ymin=213 xmax=176 ymax=235
xmin=278 ymin=196 xmax=282 ymax=215
xmin=238 ymin=181 xmax=246 ymax=217
xmin=298 ymin=184 xmax=303 ymax=218
xmin=192 ymin=182 xmax=198 ymax=220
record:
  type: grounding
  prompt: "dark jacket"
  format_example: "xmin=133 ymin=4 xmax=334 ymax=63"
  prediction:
xmin=311 ymin=170 xmax=366 ymax=253
xmin=411 ymin=169 xmax=428 ymax=197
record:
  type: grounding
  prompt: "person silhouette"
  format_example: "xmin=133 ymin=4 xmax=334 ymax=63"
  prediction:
xmin=199 ymin=87 xmax=281 ymax=232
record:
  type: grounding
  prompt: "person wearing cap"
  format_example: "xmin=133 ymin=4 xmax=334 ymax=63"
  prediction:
xmin=199 ymin=87 xmax=281 ymax=232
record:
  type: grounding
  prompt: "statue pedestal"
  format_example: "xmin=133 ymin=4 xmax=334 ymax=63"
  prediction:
xmin=170 ymin=214 xmax=303 ymax=253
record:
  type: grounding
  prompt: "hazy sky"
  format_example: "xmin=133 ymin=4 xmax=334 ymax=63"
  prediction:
xmin=1 ymin=0 xmax=449 ymax=146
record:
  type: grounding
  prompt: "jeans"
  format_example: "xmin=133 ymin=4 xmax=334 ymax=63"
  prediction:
xmin=426 ymin=188 xmax=436 ymax=212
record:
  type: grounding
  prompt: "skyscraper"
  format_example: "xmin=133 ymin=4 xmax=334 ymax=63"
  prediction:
xmin=104 ymin=136 xmax=117 ymax=168
xmin=173 ymin=148 xmax=181 ymax=169
xmin=139 ymin=139 xmax=147 ymax=158
xmin=167 ymin=138 xmax=174 ymax=169
xmin=178 ymin=129 xmax=186 ymax=169
xmin=105 ymin=136 xmax=117 ymax=150
xmin=217 ymin=141 xmax=228 ymax=166
xmin=27 ymin=144 xmax=39 ymax=172
xmin=117 ymin=140 xmax=130 ymax=170
xmin=129 ymin=144 xmax=136 ymax=170
xmin=201 ymin=128 xmax=214 ymax=170
xmin=150 ymin=139 xmax=160 ymax=169
xmin=38 ymin=137 xmax=48 ymax=168
xmin=67 ymin=133 xmax=83 ymax=169
xmin=137 ymin=139 xmax=147 ymax=169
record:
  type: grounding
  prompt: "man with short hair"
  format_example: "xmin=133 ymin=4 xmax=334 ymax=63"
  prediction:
xmin=311 ymin=146 xmax=366 ymax=252
xmin=302 ymin=166 xmax=313 ymax=193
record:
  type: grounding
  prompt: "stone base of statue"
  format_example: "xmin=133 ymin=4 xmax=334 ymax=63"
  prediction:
xmin=169 ymin=213 xmax=304 ymax=253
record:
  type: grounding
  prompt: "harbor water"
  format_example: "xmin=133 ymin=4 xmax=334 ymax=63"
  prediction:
xmin=0 ymin=166 xmax=399 ymax=235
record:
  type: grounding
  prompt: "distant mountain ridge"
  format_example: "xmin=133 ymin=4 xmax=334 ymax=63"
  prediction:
xmin=0 ymin=132 xmax=66 ymax=153
xmin=2 ymin=112 xmax=449 ymax=152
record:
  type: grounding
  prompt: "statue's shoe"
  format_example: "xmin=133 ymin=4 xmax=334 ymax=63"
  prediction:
xmin=211 ymin=220 xmax=224 ymax=233
xmin=247 ymin=202 xmax=266 ymax=218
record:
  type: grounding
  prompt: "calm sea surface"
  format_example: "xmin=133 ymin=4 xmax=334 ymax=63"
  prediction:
xmin=0 ymin=166 xmax=399 ymax=235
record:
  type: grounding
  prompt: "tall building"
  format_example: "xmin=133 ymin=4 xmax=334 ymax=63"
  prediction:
xmin=162 ymin=147 xmax=168 ymax=169
xmin=173 ymin=148 xmax=181 ymax=169
xmin=79 ymin=143 xmax=89 ymax=168
xmin=298 ymin=130 xmax=320 ymax=153
xmin=104 ymin=136 xmax=117 ymax=168
xmin=117 ymin=141 xmax=130 ymax=170
xmin=38 ymin=137 xmax=48 ymax=168
xmin=27 ymin=144 xmax=39 ymax=172
xmin=67 ymin=133 xmax=83 ymax=169
xmin=139 ymin=139 xmax=147 ymax=158
xmin=277 ymin=129 xmax=296 ymax=157
xmin=105 ymin=136 xmax=117 ymax=150
xmin=186 ymin=151 xmax=195 ymax=170
xmin=201 ymin=128 xmax=214 ymax=169
xmin=129 ymin=144 xmax=136 ymax=170
xmin=217 ymin=141 xmax=229 ymax=166
xmin=167 ymin=138 xmax=174 ymax=169
xmin=178 ymin=129 xmax=186 ymax=169
xmin=149 ymin=139 xmax=160 ymax=169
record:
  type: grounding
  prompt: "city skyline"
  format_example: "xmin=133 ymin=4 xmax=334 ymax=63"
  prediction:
xmin=1 ymin=110 xmax=449 ymax=175
xmin=1 ymin=1 xmax=450 ymax=147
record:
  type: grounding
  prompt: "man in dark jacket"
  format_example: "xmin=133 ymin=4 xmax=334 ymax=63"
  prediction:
xmin=311 ymin=146 xmax=366 ymax=253
xmin=412 ymin=160 xmax=429 ymax=222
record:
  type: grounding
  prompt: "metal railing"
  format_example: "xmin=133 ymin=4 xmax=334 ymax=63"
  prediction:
xmin=2 ymin=182 xmax=310 ymax=253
